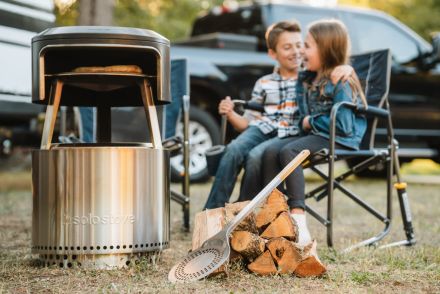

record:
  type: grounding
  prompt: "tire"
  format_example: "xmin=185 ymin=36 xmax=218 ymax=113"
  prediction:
xmin=170 ymin=105 xmax=221 ymax=183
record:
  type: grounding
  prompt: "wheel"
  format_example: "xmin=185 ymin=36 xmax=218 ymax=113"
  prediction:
xmin=170 ymin=106 xmax=221 ymax=183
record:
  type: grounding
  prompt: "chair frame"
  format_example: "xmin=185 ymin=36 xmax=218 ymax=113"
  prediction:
xmin=303 ymin=49 xmax=416 ymax=251
xmin=167 ymin=59 xmax=191 ymax=231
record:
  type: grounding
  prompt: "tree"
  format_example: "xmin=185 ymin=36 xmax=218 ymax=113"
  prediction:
xmin=55 ymin=0 xmax=439 ymax=42
xmin=55 ymin=0 xmax=235 ymax=41
xmin=78 ymin=0 xmax=115 ymax=26
xmin=340 ymin=0 xmax=440 ymax=41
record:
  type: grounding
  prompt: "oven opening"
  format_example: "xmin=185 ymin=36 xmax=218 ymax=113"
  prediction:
xmin=40 ymin=46 xmax=161 ymax=106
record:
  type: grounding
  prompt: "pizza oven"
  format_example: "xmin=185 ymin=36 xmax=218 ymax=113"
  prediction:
xmin=31 ymin=26 xmax=171 ymax=269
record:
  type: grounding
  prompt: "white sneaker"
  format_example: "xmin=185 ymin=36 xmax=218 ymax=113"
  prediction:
xmin=291 ymin=213 xmax=312 ymax=246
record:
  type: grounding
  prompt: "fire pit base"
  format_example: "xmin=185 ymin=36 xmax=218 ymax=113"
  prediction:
xmin=31 ymin=144 xmax=170 ymax=269
xmin=37 ymin=252 xmax=162 ymax=269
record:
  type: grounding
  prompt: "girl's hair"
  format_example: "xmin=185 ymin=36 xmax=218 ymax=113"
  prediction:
xmin=308 ymin=19 xmax=367 ymax=107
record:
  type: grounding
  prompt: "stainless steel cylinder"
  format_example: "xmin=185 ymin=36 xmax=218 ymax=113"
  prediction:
xmin=31 ymin=144 xmax=170 ymax=268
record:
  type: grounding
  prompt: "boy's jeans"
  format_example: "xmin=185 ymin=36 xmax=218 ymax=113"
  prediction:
xmin=203 ymin=126 xmax=275 ymax=209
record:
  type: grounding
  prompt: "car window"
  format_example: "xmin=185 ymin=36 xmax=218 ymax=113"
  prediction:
xmin=192 ymin=7 xmax=262 ymax=36
xmin=350 ymin=14 xmax=419 ymax=63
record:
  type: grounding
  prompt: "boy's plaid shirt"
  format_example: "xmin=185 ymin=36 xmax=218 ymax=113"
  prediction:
xmin=243 ymin=68 xmax=300 ymax=138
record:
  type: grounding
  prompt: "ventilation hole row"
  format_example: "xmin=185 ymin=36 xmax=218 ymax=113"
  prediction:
xmin=32 ymin=241 xmax=169 ymax=251
xmin=40 ymin=254 xmax=78 ymax=260
xmin=40 ymin=260 xmax=82 ymax=268
xmin=40 ymin=251 xmax=161 ymax=268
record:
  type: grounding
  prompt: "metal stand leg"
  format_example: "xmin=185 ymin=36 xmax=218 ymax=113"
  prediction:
xmin=139 ymin=79 xmax=162 ymax=148
xmin=41 ymin=80 xmax=63 ymax=150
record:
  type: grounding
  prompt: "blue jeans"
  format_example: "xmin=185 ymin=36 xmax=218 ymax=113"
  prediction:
xmin=204 ymin=126 xmax=275 ymax=209
xmin=237 ymin=136 xmax=286 ymax=202
xmin=164 ymin=59 xmax=188 ymax=139
xmin=79 ymin=107 xmax=95 ymax=143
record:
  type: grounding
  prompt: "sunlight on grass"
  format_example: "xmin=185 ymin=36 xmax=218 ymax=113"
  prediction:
xmin=401 ymin=159 xmax=440 ymax=175
xmin=0 ymin=171 xmax=31 ymax=192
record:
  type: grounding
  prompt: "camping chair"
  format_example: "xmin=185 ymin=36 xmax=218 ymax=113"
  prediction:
xmin=304 ymin=49 xmax=416 ymax=251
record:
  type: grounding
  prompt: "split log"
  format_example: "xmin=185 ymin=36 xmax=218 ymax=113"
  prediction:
xmin=266 ymin=188 xmax=287 ymax=205
xmin=294 ymin=256 xmax=326 ymax=278
xmin=255 ymin=201 xmax=289 ymax=229
xmin=192 ymin=207 xmax=225 ymax=250
xmin=260 ymin=211 xmax=298 ymax=241
xmin=247 ymin=250 xmax=277 ymax=276
xmin=294 ymin=240 xmax=327 ymax=277
xmin=266 ymin=237 xmax=302 ymax=274
xmin=229 ymin=250 xmax=245 ymax=265
xmin=230 ymin=231 xmax=265 ymax=261
xmin=192 ymin=207 xmax=228 ymax=276
xmin=225 ymin=201 xmax=258 ymax=234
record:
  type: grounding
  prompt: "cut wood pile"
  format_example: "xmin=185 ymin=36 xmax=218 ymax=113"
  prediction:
xmin=192 ymin=189 xmax=326 ymax=278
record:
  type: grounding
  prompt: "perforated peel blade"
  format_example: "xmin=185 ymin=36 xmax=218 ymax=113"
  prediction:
xmin=168 ymin=150 xmax=310 ymax=283
xmin=168 ymin=232 xmax=230 ymax=282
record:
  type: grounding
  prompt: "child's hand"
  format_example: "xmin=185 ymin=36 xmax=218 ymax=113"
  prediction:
xmin=331 ymin=65 xmax=353 ymax=84
xmin=218 ymin=96 xmax=234 ymax=116
xmin=302 ymin=115 xmax=311 ymax=131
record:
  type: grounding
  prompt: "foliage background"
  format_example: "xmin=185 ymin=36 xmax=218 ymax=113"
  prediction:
xmin=54 ymin=0 xmax=440 ymax=42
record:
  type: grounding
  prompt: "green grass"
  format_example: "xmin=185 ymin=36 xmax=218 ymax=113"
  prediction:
xmin=0 ymin=168 xmax=440 ymax=293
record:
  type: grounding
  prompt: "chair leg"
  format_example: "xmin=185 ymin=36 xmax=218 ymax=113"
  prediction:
xmin=327 ymin=154 xmax=335 ymax=247
xmin=379 ymin=142 xmax=416 ymax=248
xmin=309 ymin=156 xmax=392 ymax=251
xmin=342 ymin=154 xmax=393 ymax=252
xmin=182 ymin=95 xmax=191 ymax=232
xmin=396 ymin=186 xmax=416 ymax=245
xmin=307 ymin=152 xmax=414 ymax=251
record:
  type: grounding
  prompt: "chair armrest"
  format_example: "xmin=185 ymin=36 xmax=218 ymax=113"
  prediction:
xmin=331 ymin=102 xmax=390 ymax=119
xmin=244 ymin=101 xmax=265 ymax=112
xmin=356 ymin=105 xmax=389 ymax=119
xmin=329 ymin=101 xmax=393 ymax=156
xmin=232 ymin=99 xmax=265 ymax=113
xmin=162 ymin=135 xmax=183 ymax=156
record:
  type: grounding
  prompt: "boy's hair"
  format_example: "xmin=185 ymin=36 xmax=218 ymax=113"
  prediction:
xmin=308 ymin=19 xmax=367 ymax=106
xmin=265 ymin=20 xmax=301 ymax=51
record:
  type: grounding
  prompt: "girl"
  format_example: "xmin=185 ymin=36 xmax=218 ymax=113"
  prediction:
xmin=262 ymin=19 xmax=367 ymax=246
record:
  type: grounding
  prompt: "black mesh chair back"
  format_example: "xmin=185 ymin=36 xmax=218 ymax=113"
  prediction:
xmin=351 ymin=49 xmax=390 ymax=106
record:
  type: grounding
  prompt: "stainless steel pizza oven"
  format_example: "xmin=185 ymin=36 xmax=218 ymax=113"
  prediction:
xmin=31 ymin=26 xmax=171 ymax=269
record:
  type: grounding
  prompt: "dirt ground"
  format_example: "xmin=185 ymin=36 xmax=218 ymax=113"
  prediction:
xmin=0 ymin=165 xmax=439 ymax=293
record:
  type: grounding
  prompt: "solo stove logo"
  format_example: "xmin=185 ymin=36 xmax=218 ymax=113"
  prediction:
xmin=63 ymin=213 xmax=135 ymax=225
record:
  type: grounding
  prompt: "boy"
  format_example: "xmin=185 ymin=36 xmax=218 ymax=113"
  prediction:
xmin=203 ymin=20 xmax=304 ymax=210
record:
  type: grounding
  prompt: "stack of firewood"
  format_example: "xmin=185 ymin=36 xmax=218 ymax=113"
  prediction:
xmin=192 ymin=189 xmax=326 ymax=277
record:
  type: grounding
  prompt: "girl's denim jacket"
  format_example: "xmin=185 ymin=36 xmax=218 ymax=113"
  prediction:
xmin=297 ymin=71 xmax=367 ymax=150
